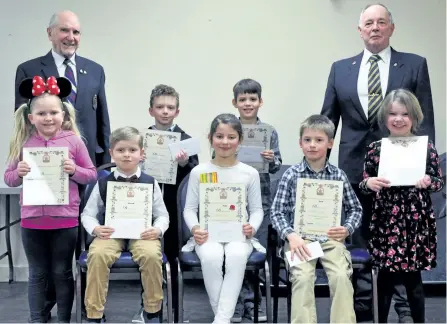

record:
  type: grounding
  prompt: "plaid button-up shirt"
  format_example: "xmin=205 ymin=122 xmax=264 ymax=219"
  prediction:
xmin=271 ymin=158 xmax=362 ymax=242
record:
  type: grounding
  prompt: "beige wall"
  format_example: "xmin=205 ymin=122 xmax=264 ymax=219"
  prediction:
xmin=0 ymin=0 xmax=445 ymax=281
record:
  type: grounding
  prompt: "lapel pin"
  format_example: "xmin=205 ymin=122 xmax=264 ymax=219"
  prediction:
xmin=80 ymin=69 xmax=87 ymax=74
xmin=393 ymin=63 xmax=397 ymax=67
xmin=352 ymin=61 xmax=356 ymax=65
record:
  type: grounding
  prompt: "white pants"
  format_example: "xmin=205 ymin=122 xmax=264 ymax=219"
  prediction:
xmin=195 ymin=241 xmax=253 ymax=324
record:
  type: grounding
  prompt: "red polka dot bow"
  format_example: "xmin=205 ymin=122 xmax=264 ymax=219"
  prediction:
xmin=31 ymin=76 xmax=61 ymax=97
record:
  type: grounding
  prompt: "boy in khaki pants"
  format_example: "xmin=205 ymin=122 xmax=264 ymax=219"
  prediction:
xmin=270 ymin=115 xmax=362 ymax=323
xmin=81 ymin=127 xmax=169 ymax=323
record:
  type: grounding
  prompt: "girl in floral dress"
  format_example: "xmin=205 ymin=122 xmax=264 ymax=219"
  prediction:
xmin=359 ymin=89 xmax=443 ymax=323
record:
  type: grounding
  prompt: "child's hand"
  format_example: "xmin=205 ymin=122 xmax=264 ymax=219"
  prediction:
xmin=366 ymin=177 xmax=390 ymax=192
xmin=176 ymin=150 xmax=189 ymax=167
xmin=93 ymin=225 xmax=115 ymax=240
xmin=286 ymin=232 xmax=311 ymax=261
xmin=415 ymin=175 xmax=431 ymax=189
xmin=327 ymin=226 xmax=349 ymax=242
xmin=243 ymin=223 xmax=255 ymax=238
xmin=17 ymin=161 xmax=31 ymax=178
xmin=192 ymin=226 xmax=208 ymax=245
xmin=63 ymin=158 xmax=76 ymax=175
xmin=261 ymin=150 xmax=274 ymax=162
xmin=141 ymin=227 xmax=161 ymax=240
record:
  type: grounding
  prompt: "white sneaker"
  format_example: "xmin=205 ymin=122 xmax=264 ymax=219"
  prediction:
xmin=131 ymin=306 xmax=144 ymax=323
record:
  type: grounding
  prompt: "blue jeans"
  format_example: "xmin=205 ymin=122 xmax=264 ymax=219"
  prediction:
xmin=22 ymin=226 xmax=78 ymax=323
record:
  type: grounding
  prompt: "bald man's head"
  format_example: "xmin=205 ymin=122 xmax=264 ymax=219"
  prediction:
xmin=47 ymin=11 xmax=81 ymax=58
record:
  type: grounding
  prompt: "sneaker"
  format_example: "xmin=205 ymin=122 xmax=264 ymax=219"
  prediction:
xmin=144 ymin=311 xmax=161 ymax=323
xmin=246 ymin=306 xmax=267 ymax=322
xmin=230 ymin=307 xmax=243 ymax=323
xmin=131 ymin=307 xmax=144 ymax=323
xmin=398 ymin=314 xmax=414 ymax=323
xmin=86 ymin=315 xmax=107 ymax=323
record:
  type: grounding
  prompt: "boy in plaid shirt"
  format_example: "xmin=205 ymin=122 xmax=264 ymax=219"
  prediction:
xmin=271 ymin=114 xmax=362 ymax=323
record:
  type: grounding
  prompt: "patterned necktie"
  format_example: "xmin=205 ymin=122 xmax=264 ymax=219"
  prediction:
xmin=117 ymin=175 xmax=139 ymax=183
xmin=368 ymin=54 xmax=382 ymax=123
xmin=63 ymin=59 xmax=77 ymax=104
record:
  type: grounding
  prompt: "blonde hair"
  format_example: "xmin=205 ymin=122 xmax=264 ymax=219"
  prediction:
xmin=378 ymin=89 xmax=424 ymax=135
xmin=8 ymin=94 xmax=81 ymax=163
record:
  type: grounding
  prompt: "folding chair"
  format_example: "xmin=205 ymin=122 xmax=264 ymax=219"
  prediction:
xmin=75 ymin=162 xmax=173 ymax=323
xmin=270 ymin=234 xmax=379 ymax=323
xmin=175 ymin=174 xmax=272 ymax=323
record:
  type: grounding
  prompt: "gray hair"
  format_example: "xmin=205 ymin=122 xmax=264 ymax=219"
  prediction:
xmin=110 ymin=126 xmax=143 ymax=149
xmin=378 ymin=89 xmax=424 ymax=134
xmin=208 ymin=113 xmax=243 ymax=144
xmin=359 ymin=3 xmax=394 ymax=26
xmin=300 ymin=115 xmax=335 ymax=139
xmin=48 ymin=13 xmax=58 ymax=28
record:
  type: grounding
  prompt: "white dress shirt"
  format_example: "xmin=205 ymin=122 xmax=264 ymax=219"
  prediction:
xmin=81 ymin=166 xmax=170 ymax=236
xmin=357 ymin=46 xmax=391 ymax=117
xmin=51 ymin=50 xmax=78 ymax=84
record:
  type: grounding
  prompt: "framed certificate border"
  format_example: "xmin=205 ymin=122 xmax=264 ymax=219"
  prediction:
xmin=294 ymin=179 xmax=343 ymax=240
xmin=23 ymin=147 xmax=69 ymax=205
xmin=241 ymin=125 xmax=272 ymax=173
xmin=141 ymin=130 xmax=181 ymax=184
xmin=199 ymin=183 xmax=246 ymax=230
xmin=105 ymin=182 xmax=153 ymax=229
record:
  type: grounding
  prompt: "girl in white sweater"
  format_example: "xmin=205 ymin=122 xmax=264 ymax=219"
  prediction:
xmin=183 ymin=113 xmax=263 ymax=324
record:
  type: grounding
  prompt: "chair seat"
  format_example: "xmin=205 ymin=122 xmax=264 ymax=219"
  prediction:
xmin=78 ymin=251 xmax=167 ymax=269
xmin=350 ymin=248 xmax=372 ymax=264
xmin=179 ymin=250 xmax=266 ymax=267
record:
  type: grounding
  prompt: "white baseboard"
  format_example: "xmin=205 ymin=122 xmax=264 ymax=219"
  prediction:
xmin=0 ymin=265 xmax=29 ymax=282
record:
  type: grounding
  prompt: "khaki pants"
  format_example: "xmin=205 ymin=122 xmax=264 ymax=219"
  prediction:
xmin=286 ymin=240 xmax=356 ymax=323
xmin=84 ymin=238 xmax=163 ymax=319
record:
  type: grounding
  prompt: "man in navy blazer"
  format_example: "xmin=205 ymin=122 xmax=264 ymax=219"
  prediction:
xmin=14 ymin=10 xmax=110 ymax=322
xmin=15 ymin=10 xmax=111 ymax=168
xmin=321 ymin=3 xmax=435 ymax=322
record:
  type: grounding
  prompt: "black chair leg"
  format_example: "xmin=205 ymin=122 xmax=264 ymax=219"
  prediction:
xmin=177 ymin=259 xmax=183 ymax=323
xmin=271 ymin=253 xmax=280 ymax=323
xmin=287 ymin=279 xmax=292 ymax=323
xmin=253 ymin=270 xmax=260 ymax=323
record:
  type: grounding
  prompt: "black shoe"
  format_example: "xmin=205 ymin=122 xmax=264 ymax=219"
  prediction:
xmin=355 ymin=310 xmax=373 ymax=322
xmin=27 ymin=312 xmax=51 ymax=323
xmin=144 ymin=311 xmax=161 ymax=323
xmin=86 ymin=315 xmax=106 ymax=323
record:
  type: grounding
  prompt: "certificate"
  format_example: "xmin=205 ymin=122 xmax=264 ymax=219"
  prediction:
xmin=240 ymin=125 xmax=272 ymax=173
xmin=141 ymin=130 xmax=181 ymax=185
xmin=294 ymin=179 xmax=343 ymax=241
xmin=22 ymin=147 xmax=68 ymax=206
xmin=200 ymin=183 xmax=246 ymax=242
xmin=378 ymin=136 xmax=428 ymax=186
xmin=105 ymin=182 xmax=153 ymax=239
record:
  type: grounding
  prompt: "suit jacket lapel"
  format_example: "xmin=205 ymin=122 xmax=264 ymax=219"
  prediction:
xmin=41 ymin=51 xmax=59 ymax=79
xmin=75 ymin=55 xmax=88 ymax=105
xmin=348 ymin=52 xmax=368 ymax=124
xmin=386 ymin=48 xmax=405 ymax=95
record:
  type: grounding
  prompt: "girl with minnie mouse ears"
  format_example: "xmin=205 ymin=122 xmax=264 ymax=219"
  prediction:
xmin=8 ymin=76 xmax=81 ymax=162
xmin=4 ymin=76 xmax=96 ymax=323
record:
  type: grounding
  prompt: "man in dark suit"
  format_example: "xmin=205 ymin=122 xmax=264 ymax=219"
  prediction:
xmin=15 ymin=10 xmax=110 ymax=168
xmin=14 ymin=10 xmax=111 ymax=322
xmin=321 ymin=3 xmax=435 ymax=323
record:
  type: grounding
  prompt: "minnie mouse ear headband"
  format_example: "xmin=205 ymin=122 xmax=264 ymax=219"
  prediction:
xmin=19 ymin=76 xmax=72 ymax=101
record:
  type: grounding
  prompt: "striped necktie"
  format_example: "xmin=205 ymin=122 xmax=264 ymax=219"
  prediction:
xmin=368 ymin=54 xmax=382 ymax=123
xmin=63 ymin=59 xmax=77 ymax=104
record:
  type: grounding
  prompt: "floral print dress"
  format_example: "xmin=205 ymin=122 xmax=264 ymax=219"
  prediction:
xmin=359 ymin=139 xmax=444 ymax=272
